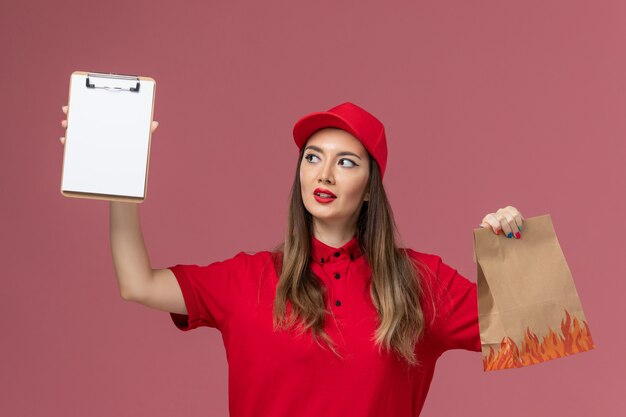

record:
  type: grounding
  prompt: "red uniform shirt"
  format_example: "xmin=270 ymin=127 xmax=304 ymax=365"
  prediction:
xmin=168 ymin=235 xmax=481 ymax=416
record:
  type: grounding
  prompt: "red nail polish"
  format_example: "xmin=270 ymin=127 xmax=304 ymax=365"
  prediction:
xmin=515 ymin=232 xmax=521 ymax=239
xmin=496 ymin=229 xmax=501 ymax=235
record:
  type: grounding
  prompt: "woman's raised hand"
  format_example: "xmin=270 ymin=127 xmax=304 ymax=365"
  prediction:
xmin=58 ymin=104 xmax=159 ymax=145
xmin=479 ymin=206 xmax=525 ymax=239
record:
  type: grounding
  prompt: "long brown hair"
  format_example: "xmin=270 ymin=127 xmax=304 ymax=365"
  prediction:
xmin=271 ymin=145 xmax=436 ymax=367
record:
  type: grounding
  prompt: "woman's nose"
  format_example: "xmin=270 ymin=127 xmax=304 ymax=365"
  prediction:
xmin=318 ymin=164 xmax=334 ymax=183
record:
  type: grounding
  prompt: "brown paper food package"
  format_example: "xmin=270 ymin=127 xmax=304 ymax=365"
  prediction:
xmin=473 ymin=214 xmax=595 ymax=371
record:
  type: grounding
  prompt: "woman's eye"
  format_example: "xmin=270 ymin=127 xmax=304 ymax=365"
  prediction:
xmin=339 ymin=158 xmax=357 ymax=168
xmin=304 ymin=153 xmax=357 ymax=168
xmin=304 ymin=153 xmax=320 ymax=163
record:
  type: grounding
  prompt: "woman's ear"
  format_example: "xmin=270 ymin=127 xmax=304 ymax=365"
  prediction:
xmin=364 ymin=192 xmax=370 ymax=202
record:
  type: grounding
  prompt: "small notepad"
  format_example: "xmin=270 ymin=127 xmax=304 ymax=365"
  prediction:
xmin=60 ymin=71 xmax=156 ymax=202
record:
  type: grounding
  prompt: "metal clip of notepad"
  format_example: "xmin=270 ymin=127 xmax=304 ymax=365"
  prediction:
xmin=85 ymin=72 xmax=141 ymax=93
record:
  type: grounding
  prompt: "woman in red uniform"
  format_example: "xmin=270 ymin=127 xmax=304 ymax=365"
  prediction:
xmin=60 ymin=102 xmax=524 ymax=417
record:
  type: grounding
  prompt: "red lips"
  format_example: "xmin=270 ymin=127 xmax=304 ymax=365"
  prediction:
xmin=314 ymin=187 xmax=337 ymax=198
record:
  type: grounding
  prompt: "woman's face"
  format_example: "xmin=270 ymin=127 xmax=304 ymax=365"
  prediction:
xmin=299 ymin=127 xmax=370 ymax=227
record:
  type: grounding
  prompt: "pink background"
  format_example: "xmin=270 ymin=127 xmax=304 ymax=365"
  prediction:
xmin=2 ymin=1 xmax=623 ymax=415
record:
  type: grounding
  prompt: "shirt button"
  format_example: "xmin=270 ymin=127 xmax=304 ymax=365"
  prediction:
xmin=334 ymin=273 xmax=340 ymax=279
xmin=334 ymin=251 xmax=340 ymax=257
xmin=349 ymin=254 xmax=354 ymax=260
xmin=320 ymin=258 xmax=325 ymax=264
xmin=335 ymin=300 xmax=341 ymax=306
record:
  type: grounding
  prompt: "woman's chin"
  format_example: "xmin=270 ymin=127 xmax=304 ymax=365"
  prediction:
xmin=307 ymin=207 xmax=337 ymax=220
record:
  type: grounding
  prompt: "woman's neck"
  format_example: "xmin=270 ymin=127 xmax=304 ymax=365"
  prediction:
xmin=311 ymin=221 xmax=357 ymax=248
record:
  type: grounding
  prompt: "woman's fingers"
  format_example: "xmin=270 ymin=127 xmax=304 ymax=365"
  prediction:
xmin=481 ymin=206 xmax=524 ymax=239
xmin=481 ymin=214 xmax=502 ymax=235
xmin=513 ymin=211 xmax=524 ymax=233
xmin=59 ymin=105 xmax=68 ymax=145
xmin=500 ymin=211 xmax=517 ymax=238
xmin=500 ymin=206 xmax=523 ymax=238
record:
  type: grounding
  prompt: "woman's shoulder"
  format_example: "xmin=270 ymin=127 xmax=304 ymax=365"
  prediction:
xmin=401 ymin=247 xmax=443 ymax=269
xmin=400 ymin=247 xmax=455 ymax=289
xmin=228 ymin=249 xmax=276 ymax=263
xmin=226 ymin=249 xmax=281 ymax=272
xmin=402 ymin=247 xmax=475 ymax=296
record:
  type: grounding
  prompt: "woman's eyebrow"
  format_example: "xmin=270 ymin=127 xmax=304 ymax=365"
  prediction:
xmin=304 ymin=145 xmax=362 ymax=160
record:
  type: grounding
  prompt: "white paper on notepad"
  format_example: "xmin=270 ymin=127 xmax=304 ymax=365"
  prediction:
xmin=62 ymin=72 xmax=155 ymax=198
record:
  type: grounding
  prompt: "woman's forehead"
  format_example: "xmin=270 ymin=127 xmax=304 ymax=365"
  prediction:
xmin=305 ymin=128 xmax=366 ymax=154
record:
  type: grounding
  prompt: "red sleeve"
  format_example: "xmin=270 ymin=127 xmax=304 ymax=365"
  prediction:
xmin=167 ymin=251 xmax=248 ymax=332
xmin=407 ymin=249 xmax=481 ymax=355
xmin=429 ymin=254 xmax=481 ymax=354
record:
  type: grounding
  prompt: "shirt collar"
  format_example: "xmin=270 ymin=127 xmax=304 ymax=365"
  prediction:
xmin=311 ymin=234 xmax=364 ymax=265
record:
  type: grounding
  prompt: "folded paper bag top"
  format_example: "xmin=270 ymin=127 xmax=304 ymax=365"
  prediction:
xmin=473 ymin=214 xmax=595 ymax=371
